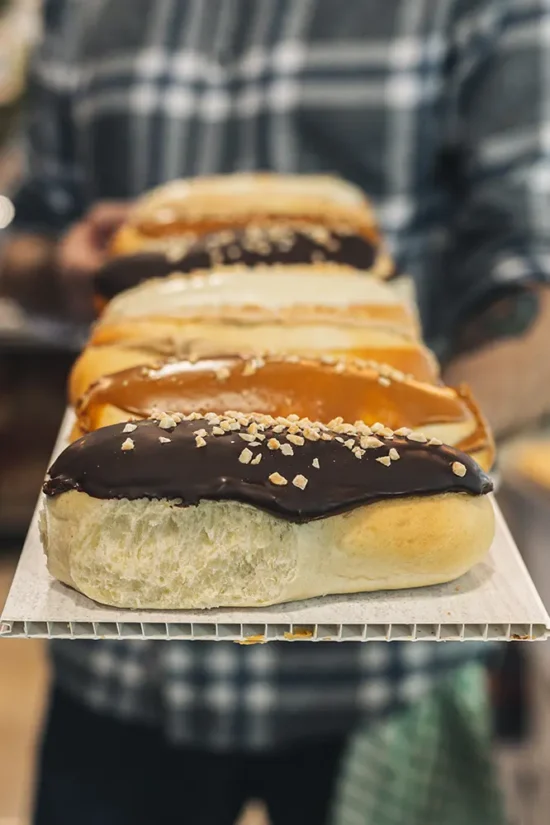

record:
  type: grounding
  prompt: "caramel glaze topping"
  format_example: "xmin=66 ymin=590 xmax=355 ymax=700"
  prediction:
xmin=44 ymin=413 xmax=493 ymax=523
xmin=75 ymin=355 xmax=475 ymax=443
xmin=96 ymin=224 xmax=395 ymax=300
xmin=85 ymin=338 xmax=440 ymax=385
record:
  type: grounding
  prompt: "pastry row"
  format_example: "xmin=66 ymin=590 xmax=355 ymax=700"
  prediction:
xmin=41 ymin=173 xmax=496 ymax=610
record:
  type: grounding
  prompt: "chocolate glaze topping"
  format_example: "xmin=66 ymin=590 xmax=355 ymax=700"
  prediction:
xmin=95 ymin=227 xmax=388 ymax=300
xmin=44 ymin=413 xmax=493 ymax=523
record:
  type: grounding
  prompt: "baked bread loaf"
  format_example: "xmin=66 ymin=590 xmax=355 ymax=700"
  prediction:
xmin=72 ymin=354 xmax=494 ymax=470
xmin=69 ymin=335 xmax=440 ymax=403
xmin=96 ymin=221 xmax=395 ymax=303
xmin=41 ymin=412 xmax=495 ymax=609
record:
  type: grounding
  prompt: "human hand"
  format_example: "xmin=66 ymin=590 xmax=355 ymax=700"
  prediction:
xmin=443 ymin=287 xmax=550 ymax=439
xmin=57 ymin=201 xmax=130 ymax=320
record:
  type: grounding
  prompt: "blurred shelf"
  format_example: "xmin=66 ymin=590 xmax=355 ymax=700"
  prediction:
xmin=0 ymin=300 xmax=86 ymax=354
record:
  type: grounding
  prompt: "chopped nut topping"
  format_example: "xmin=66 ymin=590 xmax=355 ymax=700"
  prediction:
xmin=312 ymin=458 xmax=320 ymax=468
xmin=219 ymin=420 xmax=232 ymax=431
xmin=328 ymin=417 xmax=344 ymax=428
xmin=227 ymin=244 xmax=241 ymax=260
xmin=378 ymin=376 xmax=391 ymax=387
xmin=159 ymin=414 xmax=177 ymax=430
xmin=452 ymin=461 xmax=467 ymax=477
xmin=321 ymin=433 xmax=333 ymax=441
xmin=247 ymin=422 xmax=259 ymax=435
xmin=216 ymin=367 xmax=231 ymax=381
xmin=239 ymin=432 xmax=257 ymax=442
xmin=212 ymin=426 xmax=225 ymax=435
xmin=371 ymin=422 xmax=384 ymax=434
xmin=269 ymin=472 xmax=288 ymax=486
xmin=229 ymin=421 xmax=241 ymax=431
xmin=344 ymin=438 xmax=355 ymax=450
xmin=195 ymin=435 xmax=207 ymax=448
xmin=251 ymin=453 xmax=262 ymax=465
xmin=376 ymin=455 xmax=392 ymax=466
xmin=395 ymin=427 xmax=412 ymax=436
xmin=303 ymin=428 xmax=321 ymax=442
xmin=428 ymin=437 xmax=443 ymax=446
xmin=272 ymin=425 xmax=286 ymax=434
xmin=287 ymin=413 xmax=300 ymax=422
xmin=121 ymin=438 xmax=135 ymax=451
xmin=407 ymin=432 xmax=428 ymax=443
xmin=353 ymin=447 xmax=365 ymax=459
xmin=267 ymin=438 xmax=281 ymax=450
xmin=195 ymin=428 xmax=208 ymax=438
xmin=242 ymin=361 xmax=257 ymax=377
xmin=292 ymin=474 xmax=308 ymax=490
xmin=123 ymin=423 xmax=137 ymax=433
xmin=159 ymin=436 xmax=171 ymax=444
xmin=380 ymin=427 xmax=394 ymax=439
xmin=280 ymin=443 xmax=294 ymax=456
xmin=239 ymin=448 xmax=253 ymax=464
xmin=287 ymin=433 xmax=305 ymax=446
xmin=389 ymin=448 xmax=400 ymax=461
xmin=361 ymin=436 xmax=384 ymax=449
xmin=187 ymin=412 xmax=203 ymax=421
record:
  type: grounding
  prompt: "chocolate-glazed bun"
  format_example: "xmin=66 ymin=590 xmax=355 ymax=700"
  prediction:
xmin=41 ymin=412 xmax=495 ymax=609
xmin=95 ymin=223 xmax=396 ymax=301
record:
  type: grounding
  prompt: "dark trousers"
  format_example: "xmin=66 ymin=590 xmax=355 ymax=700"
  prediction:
xmin=34 ymin=687 xmax=347 ymax=825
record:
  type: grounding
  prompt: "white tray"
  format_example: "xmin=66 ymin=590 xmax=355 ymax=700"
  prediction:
xmin=2 ymin=413 xmax=549 ymax=643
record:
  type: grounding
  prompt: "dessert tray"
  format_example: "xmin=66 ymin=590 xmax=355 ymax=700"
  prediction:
xmin=2 ymin=412 xmax=549 ymax=643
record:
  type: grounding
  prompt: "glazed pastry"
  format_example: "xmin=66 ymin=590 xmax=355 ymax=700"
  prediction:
xmin=110 ymin=173 xmax=382 ymax=256
xmin=41 ymin=412 xmax=495 ymax=609
xmin=68 ymin=336 xmax=440 ymax=404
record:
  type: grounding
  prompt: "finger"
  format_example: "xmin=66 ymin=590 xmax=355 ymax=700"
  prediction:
xmin=58 ymin=220 xmax=107 ymax=275
xmin=88 ymin=201 xmax=131 ymax=232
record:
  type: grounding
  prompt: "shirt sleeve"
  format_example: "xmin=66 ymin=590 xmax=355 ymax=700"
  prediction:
xmin=10 ymin=0 xmax=84 ymax=234
xmin=432 ymin=0 xmax=550 ymax=357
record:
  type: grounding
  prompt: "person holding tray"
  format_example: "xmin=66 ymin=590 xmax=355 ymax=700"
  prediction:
xmin=3 ymin=1 xmax=550 ymax=824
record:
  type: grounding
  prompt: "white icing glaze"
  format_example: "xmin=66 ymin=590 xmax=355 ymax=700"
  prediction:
xmin=104 ymin=267 xmax=401 ymax=319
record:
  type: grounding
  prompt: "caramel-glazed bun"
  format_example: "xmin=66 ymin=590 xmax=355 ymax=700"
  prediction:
xmin=41 ymin=413 xmax=494 ymax=609
xmin=68 ymin=336 xmax=440 ymax=404
xmin=111 ymin=174 xmax=379 ymax=255
xmin=72 ymin=354 xmax=493 ymax=470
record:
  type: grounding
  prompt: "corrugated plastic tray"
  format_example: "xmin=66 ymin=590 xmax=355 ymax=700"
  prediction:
xmin=2 ymin=412 xmax=549 ymax=643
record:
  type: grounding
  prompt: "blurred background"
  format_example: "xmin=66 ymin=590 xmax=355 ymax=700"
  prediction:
xmin=1 ymin=1 xmax=550 ymax=824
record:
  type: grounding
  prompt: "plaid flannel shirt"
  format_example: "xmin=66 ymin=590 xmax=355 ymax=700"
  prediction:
xmin=10 ymin=0 xmax=550 ymax=752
